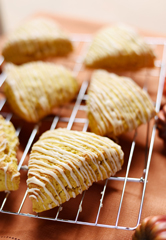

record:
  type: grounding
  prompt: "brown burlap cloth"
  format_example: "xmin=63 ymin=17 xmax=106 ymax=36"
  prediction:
xmin=0 ymin=12 xmax=166 ymax=240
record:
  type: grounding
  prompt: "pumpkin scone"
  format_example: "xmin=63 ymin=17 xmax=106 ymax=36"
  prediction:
xmin=27 ymin=128 xmax=124 ymax=213
xmin=2 ymin=18 xmax=73 ymax=64
xmin=0 ymin=115 xmax=20 ymax=191
xmin=87 ymin=70 xmax=156 ymax=138
xmin=84 ymin=24 xmax=155 ymax=69
xmin=4 ymin=62 xmax=79 ymax=123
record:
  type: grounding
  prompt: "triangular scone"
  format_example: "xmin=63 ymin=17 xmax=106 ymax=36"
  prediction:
xmin=2 ymin=18 xmax=73 ymax=64
xmin=87 ymin=70 xmax=156 ymax=137
xmin=27 ymin=128 xmax=124 ymax=213
xmin=84 ymin=24 xmax=155 ymax=69
xmin=0 ymin=115 xmax=20 ymax=191
xmin=4 ymin=62 xmax=79 ymax=123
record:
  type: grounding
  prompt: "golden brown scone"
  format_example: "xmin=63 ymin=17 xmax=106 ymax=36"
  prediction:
xmin=87 ymin=70 xmax=156 ymax=138
xmin=84 ymin=24 xmax=155 ymax=69
xmin=27 ymin=128 xmax=124 ymax=213
xmin=0 ymin=115 xmax=20 ymax=191
xmin=2 ymin=18 xmax=73 ymax=64
xmin=4 ymin=62 xmax=79 ymax=123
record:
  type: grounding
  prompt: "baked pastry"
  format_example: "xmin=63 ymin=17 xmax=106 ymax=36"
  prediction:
xmin=2 ymin=18 xmax=73 ymax=64
xmin=87 ymin=70 xmax=156 ymax=138
xmin=0 ymin=115 xmax=20 ymax=191
xmin=27 ymin=128 xmax=124 ymax=213
xmin=4 ymin=62 xmax=79 ymax=123
xmin=84 ymin=24 xmax=155 ymax=69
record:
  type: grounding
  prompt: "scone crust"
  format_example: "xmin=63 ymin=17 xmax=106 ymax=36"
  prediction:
xmin=27 ymin=128 xmax=124 ymax=212
xmin=2 ymin=18 xmax=73 ymax=64
xmin=87 ymin=70 xmax=156 ymax=137
xmin=4 ymin=62 xmax=79 ymax=122
xmin=0 ymin=115 xmax=20 ymax=191
xmin=84 ymin=24 xmax=155 ymax=69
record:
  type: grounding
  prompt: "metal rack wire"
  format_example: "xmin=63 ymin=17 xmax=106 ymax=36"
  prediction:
xmin=0 ymin=34 xmax=166 ymax=231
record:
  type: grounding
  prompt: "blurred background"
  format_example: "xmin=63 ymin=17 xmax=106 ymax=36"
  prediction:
xmin=0 ymin=0 xmax=166 ymax=35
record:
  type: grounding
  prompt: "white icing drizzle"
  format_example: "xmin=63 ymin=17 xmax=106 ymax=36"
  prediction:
xmin=11 ymin=172 xmax=20 ymax=180
xmin=27 ymin=176 xmax=59 ymax=206
xmin=29 ymin=187 xmax=47 ymax=204
xmin=3 ymin=18 xmax=71 ymax=60
xmin=87 ymin=70 xmax=155 ymax=136
xmin=41 ymin=138 xmax=101 ymax=182
xmin=39 ymin=137 xmax=98 ymax=182
xmin=27 ymin=128 xmax=123 ymax=212
xmin=41 ymin=144 xmax=90 ymax=183
xmin=28 ymin=165 xmax=69 ymax=202
xmin=0 ymin=116 xmax=20 ymax=191
xmin=28 ymin=170 xmax=62 ymax=203
xmin=72 ymin=192 xmax=76 ymax=198
xmin=29 ymin=154 xmax=83 ymax=188
xmin=31 ymin=144 xmax=88 ymax=187
xmin=85 ymin=24 xmax=154 ymax=68
xmin=93 ymin=78 xmax=137 ymax=131
xmin=4 ymin=62 xmax=78 ymax=123
xmin=2 ymin=164 xmax=9 ymax=190
xmin=74 ymin=131 xmax=122 ymax=171
xmin=59 ymin=133 xmax=112 ymax=178
xmin=29 ymin=195 xmax=37 ymax=200
xmin=0 ymin=139 xmax=7 ymax=151
xmin=29 ymin=192 xmax=46 ymax=210
xmin=48 ymin=204 xmax=52 ymax=209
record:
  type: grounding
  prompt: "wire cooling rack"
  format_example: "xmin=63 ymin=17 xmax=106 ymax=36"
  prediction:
xmin=0 ymin=34 xmax=166 ymax=231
